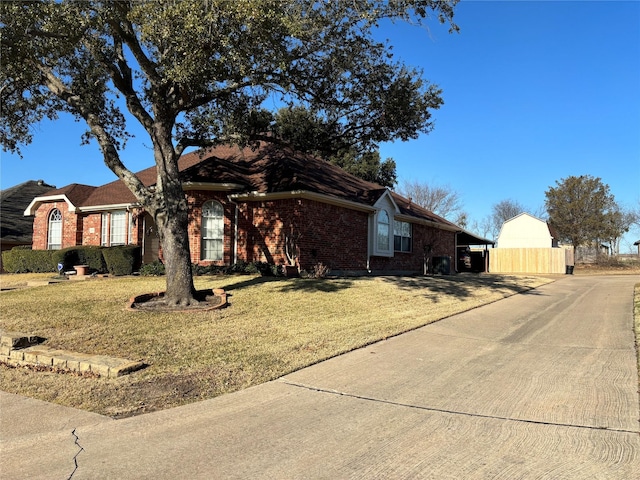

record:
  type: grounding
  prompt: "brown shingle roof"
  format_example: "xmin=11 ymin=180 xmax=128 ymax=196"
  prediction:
xmin=1 ymin=180 xmax=57 ymax=243
xmin=39 ymin=183 xmax=96 ymax=204
xmin=39 ymin=144 xmax=459 ymax=229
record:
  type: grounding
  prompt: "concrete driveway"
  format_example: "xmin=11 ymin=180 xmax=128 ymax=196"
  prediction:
xmin=2 ymin=275 xmax=639 ymax=479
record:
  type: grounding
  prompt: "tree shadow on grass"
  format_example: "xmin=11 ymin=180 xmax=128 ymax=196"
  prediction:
xmin=218 ymin=275 xmax=280 ymax=292
xmin=218 ymin=275 xmax=355 ymax=294
xmin=381 ymin=274 xmax=548 ymax=303
xmin=276 ymin=277 xmax=355 ymax=293
xmin=218 ymin=273 xmax=548 ymax=300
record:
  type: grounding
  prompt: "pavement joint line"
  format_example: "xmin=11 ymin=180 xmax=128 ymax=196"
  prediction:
xmin=281 ymin=380 xmax=640 ymax=436
xmin=422 ymin=331 xmax=635 ymax=351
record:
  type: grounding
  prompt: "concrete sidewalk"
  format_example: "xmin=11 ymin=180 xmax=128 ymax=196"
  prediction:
xmin=2 ymin=275 xmax=639 ymax=479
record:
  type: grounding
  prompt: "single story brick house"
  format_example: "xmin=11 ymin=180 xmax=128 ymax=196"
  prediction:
xmin=25 ymin=144 xmax=487 ymax=275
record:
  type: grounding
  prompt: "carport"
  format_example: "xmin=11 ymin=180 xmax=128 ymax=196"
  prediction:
xmin=455 ymin=229 xmax=495 ymax=273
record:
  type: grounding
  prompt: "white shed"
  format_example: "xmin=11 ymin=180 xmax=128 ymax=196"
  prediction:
xmin=496 ymin=213 xmax=556 ymax=248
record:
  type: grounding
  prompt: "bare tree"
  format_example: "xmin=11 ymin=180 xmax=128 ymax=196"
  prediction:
xmin=398 ymin=180 xmax=466 ymax=223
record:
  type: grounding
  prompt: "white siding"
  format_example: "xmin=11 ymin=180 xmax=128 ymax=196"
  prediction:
xmin=497 ymin=213 xmax=553 ymax=248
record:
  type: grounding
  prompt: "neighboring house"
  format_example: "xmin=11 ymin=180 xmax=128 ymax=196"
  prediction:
xmin=496 ymin=213 xmax=558 ymax=248
xmin=25 ymin=144 xmax=488 ymax=275
xmin=1 ymin=180 xmax=56 ymax=271
xmin=574 ymin=243 xmax=610 ymax=263
xmin=635 ymin=240 xmax=640 ymax=256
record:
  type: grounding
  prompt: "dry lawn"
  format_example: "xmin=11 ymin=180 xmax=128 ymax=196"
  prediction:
xmin=1 ymin=272 xmax=554 ymax=417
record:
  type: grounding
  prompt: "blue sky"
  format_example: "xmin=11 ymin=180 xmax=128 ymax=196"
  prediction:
xmin=2 ymin=1 xmax=639 ymax=250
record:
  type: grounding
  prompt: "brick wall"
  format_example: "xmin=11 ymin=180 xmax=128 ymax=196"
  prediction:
xmin=297 ymin=200 xmax=369 ymax=271
xmin=33 ymin=205 xmax=147 ymax=250
xmin=32 ymin=202 xmax=81 ymax=250
xmin=31 ymin=195 xmax=457 ymax=274
xmin=187 ymin=191 xmax=235 ymax=265
xmin=368 ymin=224 xmax=456 ymax=273
xmin=237 ymin=198 xmax=300 ymax=266
xmin=82 ymin=213 xmax=102 ymax=246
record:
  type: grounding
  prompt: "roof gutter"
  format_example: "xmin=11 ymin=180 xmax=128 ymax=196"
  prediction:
xmin=230 ymin=190 xmax=465 ymax=233
xmin=182 ymin=182 xmax=246 ymax=191
xmin=78 ymin=203 xmax=141 ymax=213
xmin=394 ymin=213 xmax=460 ymax=233
xmin=228 ymin=190 xmax=376 ymax=214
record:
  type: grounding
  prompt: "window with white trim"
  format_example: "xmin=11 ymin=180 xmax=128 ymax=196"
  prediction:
xmin=101 ymin=213 xmax=109 ymax=246
xmin=394 ymin=220 xmax=412 ymax=252
xmin=101 ymin=210 xmax=131 ymax=246
xmin=110 ymin=211 xmax=127 ymax=245
xmin=377 ymin=210 xmax=390 ymax=252
xmin=47 ymin=208 xmax=62 ymax=250
xmin=202 ymin=200 xmax=223 ymax=261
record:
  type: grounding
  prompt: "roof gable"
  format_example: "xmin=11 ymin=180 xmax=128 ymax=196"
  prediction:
xmin=24 ymin=183 xmax=97 ymax=215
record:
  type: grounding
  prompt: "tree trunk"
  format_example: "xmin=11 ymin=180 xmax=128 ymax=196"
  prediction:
xmin=155 ymin=205 xmax=196 ymax=306
xmin=151 ymin=136 xmax=197 ymax=306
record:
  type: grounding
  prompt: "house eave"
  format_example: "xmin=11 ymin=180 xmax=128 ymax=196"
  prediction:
xmin=77 ymin=203 xmax=140 ymax=213
xmin=182 ymin=182 xmax=245 ymax=191
xmin=394 ymin=213 xmax=459 ymax=233
xmin=228 ymin=190 xmax=376 ymax=213
xmin=24 ymin=195 xmax=77 ymax=216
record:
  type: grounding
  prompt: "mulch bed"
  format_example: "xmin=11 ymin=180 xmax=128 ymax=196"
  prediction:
xmin=127 ymin=288 xmax=227 ymax=312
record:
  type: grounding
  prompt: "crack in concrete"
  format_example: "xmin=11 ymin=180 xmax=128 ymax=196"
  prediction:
xmin=67 ymin=428 xmax=84 ymax=480
xmin=282 ymin=380 xmax=640 ymax=436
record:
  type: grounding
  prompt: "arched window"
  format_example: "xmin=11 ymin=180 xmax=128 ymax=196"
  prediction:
xmin=201 ymin=200 xmax=224 ymax=261
xmin=377 ymin=210 xmax=390 ymax=252
xmin=47 ymin=208 xmax=62 ymax=250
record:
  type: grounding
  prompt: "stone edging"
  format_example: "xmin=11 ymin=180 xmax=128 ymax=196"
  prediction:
xmin=0 ymin=332 xmax=145 ymax=378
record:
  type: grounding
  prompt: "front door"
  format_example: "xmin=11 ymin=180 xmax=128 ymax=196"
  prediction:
xmin=142 ymin=213 xmax=160 ymax=264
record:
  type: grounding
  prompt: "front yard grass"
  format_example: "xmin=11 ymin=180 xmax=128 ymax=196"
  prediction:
xmin=2 ymin=273 xmax=553 ymax=417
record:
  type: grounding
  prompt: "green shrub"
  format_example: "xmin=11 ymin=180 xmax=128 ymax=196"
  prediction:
xmin=229 ymin=260 xmax=248 ymax=274
xmin=243 ymin=261 xmax=259 ymax=274
xmin=52 ymin=246 xmax=107 ymax=273
xmin=102 ymin=246 xmax=141 ymax=276
xmin=192 ymin=263 xmax=231 ymax=276
xmin=2 ymin=246 xmax=56 ymax=273
xmin=251 ymin=261 xmax=283 ymax=276
xmin=140 ymin=260 xmax=166 ymax=276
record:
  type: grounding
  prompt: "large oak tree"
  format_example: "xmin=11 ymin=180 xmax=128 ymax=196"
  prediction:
xmin=1 ymin=0 xmax=458 ymax=305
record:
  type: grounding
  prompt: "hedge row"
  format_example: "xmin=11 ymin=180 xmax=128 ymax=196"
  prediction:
xmin=2 ymin=245 xmax=141 ymax=276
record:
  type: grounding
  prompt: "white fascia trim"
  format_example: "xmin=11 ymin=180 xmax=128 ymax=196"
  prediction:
xmin=182 ymin=182 xmax=245 ymax=191
xmin=228 ymin=190 xmax=376 ymax=213
xmin=373 ymin=189 xmax=400 ymax=214
xmin=24 ymin=195 xmax=77 ymax=216
xmin=394 ymin=213 xmax=459 ymax=233
xmin=78 ymin=203 xmax=140 ymax=213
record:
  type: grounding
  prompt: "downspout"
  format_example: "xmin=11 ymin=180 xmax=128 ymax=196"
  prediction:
xmin=228 ymin=197 xmax=239 ymax=265
xmin=367 ymin=212 xmax=373 ymax=273
xmin=141 ymin=214 xmax=147 ymax=262
xmin=454 ymin=231 xmax=460 ymax=274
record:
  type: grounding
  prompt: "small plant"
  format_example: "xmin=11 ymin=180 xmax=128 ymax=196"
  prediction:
xmin=139 ymin=260 xmax=166 ymax=276
xmin=243 ymin=262 xmax=259 ymax=274
xmin=310 ymin=262 xmax=330 ymax=279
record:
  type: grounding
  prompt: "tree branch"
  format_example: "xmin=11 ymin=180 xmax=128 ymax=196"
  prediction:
xmin=35 ymin=62 xmax=152 ymax=206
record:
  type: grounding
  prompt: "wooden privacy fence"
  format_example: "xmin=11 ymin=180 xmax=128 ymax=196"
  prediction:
xmin=489 ymin=248 xmax=573 ymax=274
